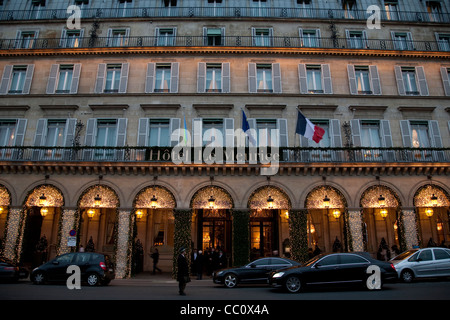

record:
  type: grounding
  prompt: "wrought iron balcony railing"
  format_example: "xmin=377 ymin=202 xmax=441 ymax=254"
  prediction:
xmin=0 ymin=146 xmax=449 ymax=164
xmin=0 ymin=6 xmax=449 ymax=23
xmin=2 ymin=35 xmax=449 ymax=52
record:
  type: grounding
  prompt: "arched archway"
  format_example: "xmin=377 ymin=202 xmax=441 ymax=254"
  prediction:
xmin=413 ymin=184 xmax=450 ymax=247
xmin=22 ymin=184 xmax=64 ymax=267
xmin=247 ymin=185 xmax=291 ymax=259
xmin=360 ymin=185 xmax=402 ymax=257
xmin=0 ymin=185 xmax=11 ymax=239
xmin=78 ymin=184 xmax=119 ymax=257
xmin=305 ymin=185 xmax=347 ymax=254
xmin=133 ymin=185 xmax=177 ymax=273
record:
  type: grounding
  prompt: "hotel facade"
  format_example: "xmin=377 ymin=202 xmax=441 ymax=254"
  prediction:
xmin=0 ymin=0 xmax=449 ymax=278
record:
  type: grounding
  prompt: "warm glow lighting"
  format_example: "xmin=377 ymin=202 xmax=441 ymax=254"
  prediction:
xmin=208 ymin=195 xmax=215 ymax=209
xmin=380 ymin=208 xmax=388 ymax=218
xmin=425 ymin=208 xmax=434 ymax=217
xmin=39 ymin=193 xmax=47 ymax=207
xmin=150 ymin=195 xmax=158 ymax=209
xmin=94 ymin=194 xmax=102 ymax=207
xmin=430 ymin=194 xmax=438 ymax=207
xmin=40 ymin=207 xmax=48 ymax=217
xmin=0 ymin=206 xmax=4 ymax=214
xmin=136 ymin=209 xmax=144 ymax=219
xmin=87 ymin=208 xmax=95 ymax=219
xmin=267 ymin=195 xmax=274 ymax=209
xmin=437 ymin=221 xmax=443 ymax=231
xmin=378 ymin=195 xmax=386 ymax=207
xmin=332 ymin=209 xmax=341 ymax=219
xmin=323 ymin=195 xmax=330 ymax=208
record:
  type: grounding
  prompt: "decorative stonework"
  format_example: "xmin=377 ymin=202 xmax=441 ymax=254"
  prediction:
xmin=403 ymin=210 xmax=419 ymax=249
xmin=134 ymin=186 xmax=176 ymax=209
xmin=348 ymin=210 xmax=364 ymax=252
xmin=360 ymin=185 xmax=400 ymax=208
xmin=414 ymin=184 xmax=450 ymax=207
xmin=305 ymin=186 xmax=345 ymax=209
xmin=191 ymin=186 xmax=233 ymax=209
xmin=79 ymin=185 xmax=119 ymax=208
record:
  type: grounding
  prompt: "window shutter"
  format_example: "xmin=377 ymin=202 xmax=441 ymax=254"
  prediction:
xmin=14 ymin=119 xmax=27 ymax=146
xmin=59 ymin=28 xmax=67 ymax=47
xmin=192 ymin=118 xmax=203 ymax=147
xmin=116 ymin=118 xmax=128 ymax=147
xmin=137 ymin=118 xmax=149 ymax=146
xmin=197 ymin=62 xmax=206 ymax=93
xmin=272 ymin=63 xmax=282 ymax=93
xmin=440 ymin=67 xmax=450 ymax=96
xmin=322 ymin=64 xmax=332 ymax=94
xmin=106 ymin=28 xmax=113 ymax=47
xmin=380 ymin=120 xmax=393 ymax=148
xmin=330 ymin=119 xmax=342 ymax=147
xmin=399 ymin=120 xmax=412 ymax=147
xmin=416 ymin=66 xmax=429 ymax=96
xmin=277 ymin=118 xmax=288 ymax=147
xmin=170 ymin=118 xmax=181 ymax=147
xmin=298 ymin=64 xmax=308 ymax=94
xmin=247 ymin=118 xmax=257 ymax=147
xmin=94 ymin=63 xmax=106 ymax=93
xmin=222 ymin=62 xmax=230 ymax=93
xmin=429 ymin=120 xmax=443 ymax=148
xmin=70 ymin=63 xmax=82 ymax=94
xmin=394 ymin=66 xmax=406 ymax=95
xmin=46 ymin=64 xmax=59 ymax=94
xmin=347 ymin=65 xmax=357 ymax=95
xmin=64 ymin=118 xmax=77 ymax=147
xmin=145 ymin=63 xmax=155 ymax=93
xmin=118 ymin=62 xmax=129 ymax=93
xmin=0 ymin=65 xmax=13 ymax=94
xmin=224 ymin=118 xmax=234 ymax=148
xmin=14 ymin=30 xmax=22 ymax=49
xmin=248 ymin=63 xmax=257 ymax=93
xmin=83 ymin=118 xmax=96 ymax=160
xmin=33 ymin=119 xmax=47 ymax=147
xmin=350 ymin=119 xmax=361 ymax=146
xmin=170 ymin=62 xmax=179 ymax=93
xmin=369 ymin=65 xmax=381 ymax=95
xmin=22 ymin=64 xmax=34 ymax=94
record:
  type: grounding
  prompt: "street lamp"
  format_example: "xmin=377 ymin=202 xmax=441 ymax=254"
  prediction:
xmin=87 ymin=208 xmax=95 ymax=220
xmin=208 ymin=195 xmax=216 ymax=209
xmin=267 ymin=195 xmax=274 ymax=209
xmin=135 ymin=209 xmax=144 ymax=220
xmin=39 ymin=193 xmax=47 ymax=207
xmin=40 ymin=207 xmax=48 ymax=217
xmin=151 ymin=195 xmax=158 ymax=209
xmin=323 ymin=195 xmax=330 ymax=208
xmin=378 ymin=194 xmax=386 ymax=207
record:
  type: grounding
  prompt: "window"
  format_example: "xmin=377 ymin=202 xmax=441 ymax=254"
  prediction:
xmin=354 ymin=66 xmax=371 ymax=94
xmin=206 ymin=64 xmax=222 ymax=92
xmin=402 ymin=67 xmax=419 ymax=95
xmin=197 ymin=62 xmax=230 ymax=93
xmin=310 ymin=120 xmax=330 ymax=148
xmin=410 ymin=121 xmax=431 ymax=148
xmin=0 ymin=65 xmax=34 ymax=95
xmin=45 ymin=120 xmax=66 ymax=147
xmin=105 ymin=64 xmax=122 ymax=93
xmin=343 ymin=0 xmax=357 ymax=19
xmin=384 ymin=1 xmax=398 ymax=20
xmin=149 ymin=119 xmax=171 ymax=147
xmin=204 ymin=28 xmax=224 ymax=46
xmin=317 ymin=255 xmax=340 ymax=266
xmin=440 ymin=67 xmax=450 ymax=96
xmin=207 ymin=0 xmax=223 ymax=16
xmin=251 ymin=0 xmax=268 ymax=17
xmin=252 ymin=28 xmax=273 ymax=46
xmin=340 ymin=254 xmax=368 ymax=265
xmin=0 ymin=120 xmax=16 ymax=147
xmin=256 ymin=64 xmax=273 ymax=92
xmin=17 ymin=31 xmax=38 ymax=49
xmin=162 ymin=0 xmax=177 ymax=16
xmin=361 ymin=121 xmax=382 ymax=148
xmin=400 ymin=120 xmax=442 ymax=150
xmin=433 ymin=249 xmax=450 ymax=260
xmin=55 ymin=65 xmax=74 ymax=93
xmin=417 ymin=249 xmax=433 ymax=261
xmin=436 ymin=33 xmax=450 ymax=52
xmin=117 ymin=0 xmax=133 ymax=18
xmin=192 ymin=118 xmax=234 ymax=148
xmin=29 ymin=0 xmax=46 ymax=19
xmin=297 ymin=0 xmax=312 ymax=17
xmin=395 ymin=66 xmax=428 ymax=96
xmin=107 ymin=28 xmax=129 ymax=47
xmin=0 ymin=119 xmax=27 ymax=159
xmin=155 ymin=64 xmax=171 ymax=92
xmin=256 ymin=119 xmax=276 ymax=146
xmin=95 ymin=119 xmax=117 ymax=158
xmin=392 ymin=32 xmax=413 ymax=50
xmin=156 ymin=28 xmax=176 ymax=46
xmin=346 ymin=30 xmax=367 ymax=49
xmin=427 ymin=1 xmax=443 ymax=22
xmin=347 ymin=65 xmax=381 ymax=95
xmin=203 ymin=119 xmax=224 ymax=147
xmin=60 ymin=29 xmax=84 ymax=48
xmin=306 ymin=65 xmax=322 ymax=93
xmin=299 ymin=29 xmax=320 ymax=47
xmin=9 ymin=66 xmax=27 ymax=93
xmin=298 ymin=64 xmax=332 ymax=94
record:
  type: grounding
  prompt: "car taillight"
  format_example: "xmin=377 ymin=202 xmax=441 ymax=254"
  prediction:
xmin=390 ymin=263 xmax=396 ymax=271
xmin=100 ymin=262 xmax=107 ymax=271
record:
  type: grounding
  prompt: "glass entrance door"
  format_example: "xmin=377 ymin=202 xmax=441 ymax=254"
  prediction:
xmin=197 ymin=209 xmax=231 ymax=253
xmin=250 ymin=221 xmax=273 ymax=258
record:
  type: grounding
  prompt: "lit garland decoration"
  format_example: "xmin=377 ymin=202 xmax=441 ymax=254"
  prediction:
xmin=0 ymin=184 xmax=11 ymax=257
xmin=172 ymin=209 xmax=192 ymax=279
xmin=116 ymin=210 xmax=132 ymax=279
xmin=248 ymin=185 xmax=291 ymax=210
xmin=288 ymin=209 xmax=308 ymax=263
xmin=191 ymin=186 xmax=233 ymax=209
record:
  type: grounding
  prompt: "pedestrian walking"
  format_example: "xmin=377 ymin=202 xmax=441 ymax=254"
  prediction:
xmin=151 ymin=248 xmax=162 ymax=274
xmin=177 ymin=247 xmax=190 ymax=296
xmin=195 ymin=249 xmax=204 ymax=280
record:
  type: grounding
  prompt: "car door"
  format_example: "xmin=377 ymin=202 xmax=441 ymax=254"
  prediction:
xmin=432 ymin=248 xmax=450 ymax=276
xmin=411 ymin=249 xmax=435 ymax=277
xmin=306 ymin=254 xmax=341 ymax=285
xmin=73 ymin=253 xmax=92 ymax=279
xmin=338 ymin=254 xmax=371 ymax=284
xmin=240 ymin=258 xmax=272 ymax=282
xmin=46 ymin=253 xmax=75 ymax=282
xmin=270 ymin=258 xmax=293 ymax=272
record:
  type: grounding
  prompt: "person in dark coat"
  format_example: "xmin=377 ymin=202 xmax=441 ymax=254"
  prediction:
xmin=151 ymin=248 xmax=162 ymax=274
xmin=195 ymin=250 xmax=204 ymax=280
xmin=177 ymin=247 xmax=190 ymax=295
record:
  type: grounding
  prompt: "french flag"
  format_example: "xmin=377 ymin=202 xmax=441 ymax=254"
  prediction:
xmin=295 ymin=110 xmax=325 ymax=143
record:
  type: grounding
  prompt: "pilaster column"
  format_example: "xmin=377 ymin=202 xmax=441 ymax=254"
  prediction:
xmin=173 ymin=209 xmax=192 ymax=278
xmin=348 ymin=210 xmax=364 ymax=252
xmin=401 ymin=209 xmax=418 ymax=250
xmin=232 ymin=209 xmax=250 ymax=266
xmin=57 ymin=209 xmax=78 ymax=256
xmin=115 ymin=210 xmax=133 ymax=279
xmin=3 ymin=207 xmax=25 ymax=262
xmin=288 ymin=209 xmax=308 ymax=263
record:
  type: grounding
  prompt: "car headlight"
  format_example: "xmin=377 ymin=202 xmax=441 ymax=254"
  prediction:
xmin=272 ymin=272 xmax=284 ymax=278
xmin=216 ymin=271 xmax=224 ymax=276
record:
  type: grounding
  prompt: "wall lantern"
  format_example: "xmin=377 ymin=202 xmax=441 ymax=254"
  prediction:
xmin=87 ymin=208 xmax=95 ymax=220
xmin=332 ymin=209 xmax=341 ymax=219
xmin=267 ymin=195 xmax=274 ymax=209
xmin=425 ymin=208 xmax=434 ymax=218
xmin=94 ymin=194 xmax=102 ymax=207
xmin=378 ymin=194 xmax=386 ymax=207
xmin=135 ymin=209 xmax=144 ymax=220
xmin=39 ymin=193 xmax=47 ymax=207
xmin=430 ymin=194 xmax=438 ymax=207
xmin=380 ymin=208 xmax=388 ymax=219
xmin=40 ymin=207 xmax=49 ymax=217
xmin=208 ymin=195 xmax=216 ymax=209
xmin=323 ymin=195 xmax=330 ymax=208
xmin=151 ymin=195 xmax=158 ymax=209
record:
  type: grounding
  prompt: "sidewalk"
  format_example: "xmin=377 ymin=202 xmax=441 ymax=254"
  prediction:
xmin=111 ymin=272 xmax=214 ymax=286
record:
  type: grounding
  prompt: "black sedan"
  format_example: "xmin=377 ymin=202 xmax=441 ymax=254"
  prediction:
xmin=213 ymin=257 xmax=301 ymax=288
xmin=0 ymin=257 xmax=29 ymax=282
xmin=269 ymin=252 xmax=398 ymax=293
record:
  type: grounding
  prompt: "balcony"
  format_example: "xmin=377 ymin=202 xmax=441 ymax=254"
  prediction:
xmin=1 ymin=35 xmax=449 ymax=53
xmin=0 ymin=7 xmax=449 ymax=23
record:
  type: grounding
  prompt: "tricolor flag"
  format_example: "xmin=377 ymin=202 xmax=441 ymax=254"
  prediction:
xmin=295 ymin=110 xmax=325 ymax=143
xmin=242 ymin=109 xmax=257 ymax=146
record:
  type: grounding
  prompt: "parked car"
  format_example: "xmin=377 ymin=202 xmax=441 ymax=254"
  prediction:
xmin=213 ymin=257 xmax=301 ymax=288
xmin=269 ymin=252 xmax=398 ymax=293
xmin=31 ymin=252 xmax=115 ymax=286
xmin=390 ymin=247 xmax=450 ymax=283
xmin=0 ymin=257 xmax=29 ymax=282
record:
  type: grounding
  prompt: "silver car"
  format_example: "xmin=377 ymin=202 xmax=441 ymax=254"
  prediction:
xmin=390 ymin=248 xmax=450 ymax=283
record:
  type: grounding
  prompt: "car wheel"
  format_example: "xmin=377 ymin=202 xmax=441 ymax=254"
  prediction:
xmin=33 ymin=272 xmax=45 ymax=285
xmin=401 ymin=270 xmax=414 ymax=283
xmin=87 ymin=273 xmax=100 ymax=286
xmin=224 ymin=273 xmax=238 ymax=288
xmin=285 ymin=276 xmax=302 ymax=293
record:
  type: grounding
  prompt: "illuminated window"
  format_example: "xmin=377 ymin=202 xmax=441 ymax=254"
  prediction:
xmin=56 ymin=65 xmax=74 ymax=93
xmin=104 ymin=64 xmax=122 ymax=93
xmin=155 ymin=64 xmax=171 ymax=92
xmin=256 ymin=64 xmax=273 ymax=93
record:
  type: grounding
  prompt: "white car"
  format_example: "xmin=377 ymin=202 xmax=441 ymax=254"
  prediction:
xmin=390 ymin=248 xmax=450 ymax=283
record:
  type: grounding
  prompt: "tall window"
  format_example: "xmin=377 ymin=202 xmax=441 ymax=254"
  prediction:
xmin=45 ymin=120 xmax=66 ymax=147
xmin=56 ymin=65 xmax=74 ymax=93
xmin=392 ymin=32 xmax=413 ymax=50
xmin=347 ymin=31 xmax=367 ymax=49
xmin=300 ymin=29 xmax=320 ymax=47
xmin=306 ymin=65 xmax=323 ymax=93
xmin=205 ymin=28 xmax=223 ymax=46
xmin=104 ymin=64 xmax=121 ymax=93
xmin=19 ymin=31 xmax=38 ymax=49
xmin=427 ymin=1 xmax=443 ymax=22
xmin=256 ymin=65 xmax=273 ymax=93
xmin=9 ymin=66 xmax=27 ymax=94
xmin=251 ymin=0 xmax=268 ymax=17
xmin=384 ymin=1 xmax=398 ymax=20
xmin=29 ymin=0 xmax=46 ymax=19
xmin=207 ymin=0 xmax=223 ymax=16
xmin=155 ymin=64 xmax=171 ymax=92
xmin=62 ymin=29 xmax=83 ymax=48
xmin=310 ymin=120 xmax=330 ymax=148
xmin=203 ymin=119 xmax=223 ymax=146
xmin=0 ymin=121 xmax=16 ymax=146
xmin=108 ymin=29 xmax=129 ymax=47
xmin=355 ymin=66 xmax=371 ymax=94
xmin=256 ymin=119 xmax=276 ymax=146
xmin=343 ymin=0 xmax=357 ymax=19
xmin=253 ymin=28 xmax=272 ymax=46
xmin=410 ymin=121 xmax=431 ymax=148
xmin=437 ymin=33 xmax=450 ymax=51
xmin=206 ymin=64 xmax=222 ymax=92
xmin=157 ymin=28 xmax=175 ymax=46
xmin=297 ymin=0 xmax=312 ymax=17
xmin=149 ymin=119 xmax=170 ymax=147
xmin=401 ymin=67 xmax=419 ymax=95
xmin=361 ymin=121 xmax=381 ymax=147
xmin=117 ymin=0 xmax=132 ymax=17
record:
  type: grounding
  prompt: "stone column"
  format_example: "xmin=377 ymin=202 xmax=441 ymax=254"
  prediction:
xmin=57 ymin=209 xmax=78 ymax=256
xmin=115 ymin=210 xmax=133 ymax=279
xmin=3 ymin=207 xmax=25 ymax=262
xmin=172 ymin=209 xmax=192 ymax=278
xmin=401 ymin=209 xmax=418 ymax=250
xmin=348 ymin=210 xmax=364 ymax=252
xmin=288 ymin=209 xmax=308 ymax=263
xmin=232 ymin=209 xmax=250 ymax=266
